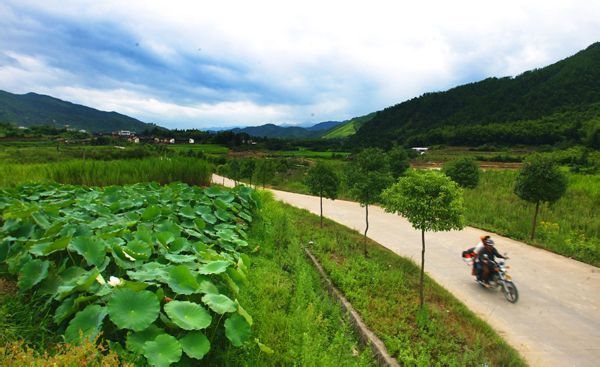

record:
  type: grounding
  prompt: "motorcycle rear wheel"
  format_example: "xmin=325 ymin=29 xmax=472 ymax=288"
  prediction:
xmin=502 ymin=281 xmax=519 ymax=303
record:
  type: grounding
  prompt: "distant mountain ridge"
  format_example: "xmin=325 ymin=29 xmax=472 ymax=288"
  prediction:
xmin=353 ymin=42 xmax=600 ymax=147
xmin=0 ymin=90 xmax=157 ymax=133
xmin=230 ymin=120 xmax=345 ymax=139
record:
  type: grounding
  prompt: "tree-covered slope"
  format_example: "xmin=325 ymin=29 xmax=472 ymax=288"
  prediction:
xmin=354 ymin=42 xmax=600 ymax=147
xmin=0 ymin=90 xmax=155 ymax=133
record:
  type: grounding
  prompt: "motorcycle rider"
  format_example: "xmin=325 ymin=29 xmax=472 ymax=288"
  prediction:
xmin=477 ymin=238 xmax=507 ymax=286
xmin=472 ymin=235 xmax=490 ymax=282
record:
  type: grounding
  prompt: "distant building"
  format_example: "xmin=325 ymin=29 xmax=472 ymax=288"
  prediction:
xmin=118 ymin=130 xmax=132 ymax=136
xmin=189 ymin=138 xmax=195 ymax=144
xmin=411 ymin=147 xmax=429 ymax=155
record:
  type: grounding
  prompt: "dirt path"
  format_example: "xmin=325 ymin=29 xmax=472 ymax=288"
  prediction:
xmin=213 ymin=175 xmax=600 ymax=367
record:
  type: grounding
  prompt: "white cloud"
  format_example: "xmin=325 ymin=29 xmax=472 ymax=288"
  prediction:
xmin=1 ymin=0 xmax=599 ymax=128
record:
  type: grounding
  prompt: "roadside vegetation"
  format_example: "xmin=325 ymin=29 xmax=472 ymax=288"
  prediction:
xmin=265 ymin=196 xmax=524 ymax=366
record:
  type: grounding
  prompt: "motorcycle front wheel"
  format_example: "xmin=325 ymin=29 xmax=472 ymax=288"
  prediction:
xmin=502 ymin=281 xmax=519 ymax=303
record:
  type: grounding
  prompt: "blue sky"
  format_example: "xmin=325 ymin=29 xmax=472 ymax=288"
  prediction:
xmin=1 ymin=0 xmax=599 ymax=129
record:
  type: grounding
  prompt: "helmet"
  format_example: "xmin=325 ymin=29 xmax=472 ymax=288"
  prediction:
xmin=485 ymin=239 xmax=495 ymax=246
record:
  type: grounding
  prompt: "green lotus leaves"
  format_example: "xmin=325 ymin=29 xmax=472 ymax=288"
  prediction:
xmin=198 ymin=260 xmax=230 ymax=275
xmin=108 ymin=288 xmax=160 ymax=331
xmin=68 ymin=236 xmax=106 ymax=268
xmin=126 ymin=324 xmax=166 ymax=354
xmin=164 ymin=301 xmax=212 ymax=330
xmin=202 ymin=293 xmax=237 ymax=314
xmin=64 ymin=304 xmax=108 ymax=344
xmin=166 ymin=265 xmax=200 ymax=295
xmin=141 ymin=205 xmax=162 ymax=221
xmin=0 ymin=182 xmax=258 ymax=362
xmin=224 ymin=313 xmax=251 ymax=347
xmin=143 ymin=334 xmax=182 ymax=367
xmin=180 ymin=331 xmax=210 ymax=360
xmin=18 ymin=258 xmax=49 ymax=291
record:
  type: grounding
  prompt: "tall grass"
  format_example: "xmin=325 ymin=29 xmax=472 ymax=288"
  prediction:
xmin=465 ymin=170 xmax=600 ymax=265
xmin=0 ymin=157 xmax=212 ymax=187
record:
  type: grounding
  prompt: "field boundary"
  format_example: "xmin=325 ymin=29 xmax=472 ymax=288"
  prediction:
xmin=303 ymin=246 xmax=400 ymax=367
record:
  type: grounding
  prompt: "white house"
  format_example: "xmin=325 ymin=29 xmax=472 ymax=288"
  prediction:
xmin=411 ymin=147 xmax=429 ymax=155
xmin=189 ymin=138 xmax=195 ymax=144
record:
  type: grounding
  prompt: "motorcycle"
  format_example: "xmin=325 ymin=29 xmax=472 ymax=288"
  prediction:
xmin=462 ymin=250 xmax=519 ymax=303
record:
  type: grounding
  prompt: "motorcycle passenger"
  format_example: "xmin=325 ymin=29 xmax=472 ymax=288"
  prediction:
xmin=473 ymin=235 xmax=490 ymax=282
xmin=478 ymin=239 xmax=507 ymax=286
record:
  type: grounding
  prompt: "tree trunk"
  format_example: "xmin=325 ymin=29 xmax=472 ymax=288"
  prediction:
xmin=319 ymin=190 xmax=323 ymax=228
xmin=531 ymin=201 xmax=540 ymax=240
xmin=420 ymin=229 xmax=425 ymax=309
xmin=363 ymin=204 xmax=369 ymax=257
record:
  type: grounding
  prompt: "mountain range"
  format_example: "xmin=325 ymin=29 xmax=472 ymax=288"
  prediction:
xmin=1 ymin=42 xmax=598 ymax=145
xmin=0 ymin=90 xmax=156 ymax=133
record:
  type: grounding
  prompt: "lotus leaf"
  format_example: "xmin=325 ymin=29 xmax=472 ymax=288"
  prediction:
xmin=201 ymin=293 xmax=237 ymax=314
xmin=143 ymin=334 xmax=182 ymax=367
xmin=166 ymin=265 xmax=200 ymax=295
xmin=29 ymin=236 xmax=70 ymax=256
xmin=179 ymin=331 xmax=210 ymax=360
xmin=68 ymin=236 xmax=106 ymax=268
xmin=108 ymin=288 xmax=160 ymax=331
xmin=18 ymin=258 xmax=49 ymax=291
xmin=64 ymin=304 xmax=107 ymax=343
xmin=164 ymin=301 xmax=212 ymax=330
xmin=125 ymin=239 xmax=152 ymax=260
xmin=126 ymin=324 xmax=166 ymax=354
xmin=127 ymin=262 xmax=168 ymax=282
xmin=164 ymin=253 xmax=197 ymax=264
xmin=224 ymin=313 xmax=251 ymax=347
xmin=198 ymin=260 xmax=230 ymax=275
xmin=157 ymin=231 xmax=175 ymax=246
xmin=201 ymin=213 xmax=217 ymax=225
xmin=141 ymin=205 xmax=161 ymax=221
xmin=179 ymin=206 xmax=196 ymax=219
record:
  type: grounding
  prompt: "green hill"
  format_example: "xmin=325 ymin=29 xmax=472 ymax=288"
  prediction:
xmin=353 ymin=42 xmax=600 ymax=147
xmin=321 ymin=113 xmax=375 ymax=139
xmin=0 ymin=90 xmax=157 ymax=133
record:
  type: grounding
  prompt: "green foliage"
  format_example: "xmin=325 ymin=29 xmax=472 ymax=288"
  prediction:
xmin=345 ymin=148 xmax=392 ymax=206
xmin=0 ymin=182 xmax=259 ymax=365
xmin=355 ymin=43 xmax=600 ymax=147
xmin=442 ymin=157 xmax=481 ymax=188
xmin=305 ymin=162 xmax=340 ymax=200
xmin=387 ymin=146 xmax=410 ymax=179
xmin=382 ymin=170 xmax=465 ymax=232
xmin=254 ymin=159 xmax=276 ymax=188
xmin=515 ymin=155 xmax=568 ymax=205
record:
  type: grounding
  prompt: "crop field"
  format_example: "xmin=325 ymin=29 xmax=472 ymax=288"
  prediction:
xmin=271 ymin=149 xmax=350 ymax=159
xmin=0 ymin=157 xmax=211 ymax=187
xmin=0 ymin=143 xmax=157 ymax=164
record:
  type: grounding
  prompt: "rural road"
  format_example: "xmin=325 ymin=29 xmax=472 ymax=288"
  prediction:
xmin=213 ymin=175 xmax=600 ymax=367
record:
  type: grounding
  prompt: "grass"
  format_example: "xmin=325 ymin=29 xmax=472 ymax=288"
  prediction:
xmin=204 ymin=192 xmax=375 ymax=366
xmin=167 ymin=143 xmax=229 ymax=154
xmin=257 ymin=195 xmax=524 ymax=366
xmin=0 ymin=143 xmax=156 ymax=164
xmin=271 ymin=149 xmax=350 ymax=159
xmin=0 ymin=157 xmax=212 ymax=187
xmin=464 ymin=170 xmax=600 ymax=266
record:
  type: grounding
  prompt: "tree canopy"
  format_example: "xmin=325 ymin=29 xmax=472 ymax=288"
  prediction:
xmin=442 ymin=157 xmax=481 ymax=189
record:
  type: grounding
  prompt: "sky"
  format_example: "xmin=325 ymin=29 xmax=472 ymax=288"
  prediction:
xmin=1 ymin=1 xmax=599 ymax=129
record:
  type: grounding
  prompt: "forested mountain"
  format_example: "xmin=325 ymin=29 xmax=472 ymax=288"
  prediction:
xmin=0 ymin=90 xmax=156 ymax=133
xmin=353 ymin=42 xmax=600 ymax=147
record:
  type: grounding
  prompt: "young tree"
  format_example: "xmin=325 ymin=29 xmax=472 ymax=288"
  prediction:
xmin=514 ymin=155 xmax=567 ymax=240
xmin=345 ymin=148 xmax=393 ymax=256
xmin=254 ymin=159 xmax=275 ymax=188
xmin=229 ymin=159 xmax=242 ymax=185
xmin=387 ymin=146 xmax=410 ymax=179
xmin=442 ymin=157 xmax=481 ymax=189
xmin=305 ymin=162 xmax=340 ymax=227
xmin=215 ymin=164 xmax=229 ymax=185
xmin=382 ymin=170 xmax=464 ymax=308
xmin=241 ymin=159 xmax=256 ymax=187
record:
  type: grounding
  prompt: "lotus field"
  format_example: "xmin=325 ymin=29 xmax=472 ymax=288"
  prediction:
xmin=0 ymin=182 xmax=259 ymax=366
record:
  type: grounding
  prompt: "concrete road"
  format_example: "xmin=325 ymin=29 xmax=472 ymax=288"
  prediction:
xmin=213 ymin=175 xmax=600 ymax=367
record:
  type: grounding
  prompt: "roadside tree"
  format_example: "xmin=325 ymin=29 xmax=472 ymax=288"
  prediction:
xmin=514 ymin=155 xmax=567 ymax=240
xmin=442 ymin=157 xmax=481 ymax=188
xmin=387 ymin=146 xmax=410 ymax=179
xmin=382 ymin=170 xmax=465 ymax=308
xmin=345 ymin=148 xmax=393 ymax=256
xmin=254 ymin=159 xmax=275 ymax=188
xmin=306 ymin=162 xmax=340 ymax=227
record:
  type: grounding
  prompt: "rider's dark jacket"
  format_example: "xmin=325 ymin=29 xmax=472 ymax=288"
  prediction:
xmin=478 ymin=246 xmax=505 ymax=263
